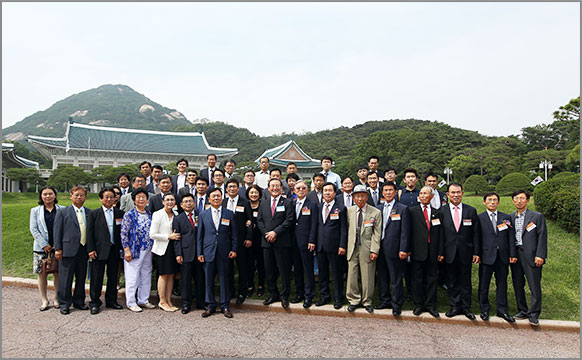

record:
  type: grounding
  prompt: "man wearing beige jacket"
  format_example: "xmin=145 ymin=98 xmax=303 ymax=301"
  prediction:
xmin=346 ymin=185 xmax=382 ymax=313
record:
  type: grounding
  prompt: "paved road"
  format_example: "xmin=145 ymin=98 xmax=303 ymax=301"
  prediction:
xmin=2 ymin=286 xmax=579 ymax=358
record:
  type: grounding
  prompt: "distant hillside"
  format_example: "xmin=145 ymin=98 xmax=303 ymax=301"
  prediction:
xmin=3 ymin=84 xmax=191 ymax=141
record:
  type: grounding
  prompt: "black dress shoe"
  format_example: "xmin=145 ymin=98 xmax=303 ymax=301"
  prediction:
xmin=463 ymin=310 xmax=476 ymax=320
xmin=347 ymin=304 xmax=359 ymax=312
xmin=497 ymin=313 xmax=515 ymax=323
xmin=333 ymin=301 xmax=343 ymax=310
xmin=445 ymin=308 xmax=459 ymax=317
xmin=412 ymin=307 xmax=423 ymax=316
xmin=90 ymin=306 xmax=99 ymax=315
xmin=480 ymin=312 xmax=490 ymax=321
xmin=181 ymin=306 xmax=191 ymax=314
xmin=374 ymin=303 xmax=392 ymax=310
xmin=73 ymin=303 xmax=89 ymax=310
xmin=236 ymin=295 xmax=245 ymax=304
xmin=201 ymin=308 xmax=216 ymax=318
xmin=514 ymin=311 xmax=528 ymax=319
xmin=291 ymin=295 xmax=304 ymax=304
xmin=222 ymin=308 xmax=233 ymax=318
xmin=365 ymin=305 xmax=374 ymax=313
xmin=247 ymin=287 xmax=254 ymax=297
xmin=60 ymin=308 xmax=70 ymax=315
xmin=303 ymin=299 xmax=313 ymax=308
xmin=528 ymin=314 xmax=539 ymax=326
xmin=315 ymin=298 xmax=330 ymax=307
xmin=256 ymin=286 xmax=264 ymax=297
xmin=263 ymin=297 xmax=280 ymax=306
xmin=106 ymin=303 xmax=123 ymax=310
xmin=281 ymin=299 xmax=289 ymax=309
xmin=392 ymin=308 xmax=402 ymax=316
xmin=428 ymin=309 xmax=440 ymax=318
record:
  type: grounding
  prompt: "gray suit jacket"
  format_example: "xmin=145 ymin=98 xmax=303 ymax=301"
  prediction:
xmin=119 ymin=192 xmax=155 ymax=213
xmin=510 ymin=209 xmax=547 ymax=267
xmin=54 ymin=205 xmax=91 ymax=257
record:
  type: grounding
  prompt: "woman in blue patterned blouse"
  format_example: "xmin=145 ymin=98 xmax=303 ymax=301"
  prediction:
xmin=121 ymin=188 xmax=156 ymax=312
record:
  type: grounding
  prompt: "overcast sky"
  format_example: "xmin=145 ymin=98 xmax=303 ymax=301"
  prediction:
xmin=2 ymin=2 xmax=580 ymax=137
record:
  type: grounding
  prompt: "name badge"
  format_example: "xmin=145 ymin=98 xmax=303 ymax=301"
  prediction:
xmin=363 ymin=220 xmax=374 ymax=228
xmin=115 ymin=219 xmax=122 ymax=225
xmin=301 ymin=208 xmax=311 ymax=215
xmin=221 ymin=218 xmax=230 ymax=226
xmin=276 ymin=206 xmax=285 ymax=212
xmin=329 ymin=213 xmax=339 ymax=220
xmin=204 ymin=204 xmax=211 ymax=210
xmin=431 ymin=218 xmax=441 ymax=226
xmin=194 ymin=219 xmax=199 ymax=227
xmin=253 ymin=211 xmax=258 ymax=218
xmin=235 ymin=206 xmax=245 ymax=213
xmin=497 ymin=223 xmax=508 ymax=231
xmin=526 ymin=222 xmax=536 ymax=232
xmin=390 ymin=214 xmax=401 ymax=221
xmin=463 ymin=219 xmax=472 ymax=226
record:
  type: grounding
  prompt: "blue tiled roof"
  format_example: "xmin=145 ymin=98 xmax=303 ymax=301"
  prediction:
xmin=255 ymin=140 xmax=321 ymax=168
xmin=28 ymin=123 xmax=238 ymax=156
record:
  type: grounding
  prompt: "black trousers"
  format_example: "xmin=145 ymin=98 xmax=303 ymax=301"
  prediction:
xmin=510 ymin=249 xmax=543 ymax=316
xmin=181 ymin=260 xmax=206 ymax=309
xmin=478 ymin=254 xmax=509 ymax=314
xmin=297 ymin=245 xmax=316 ymax=300
xmin=230 ymin=244 xmax=252 ymax=296
xmin=317 ymin=249 xmax=344 ymax=302
xmin=249 ymin=236 xmax=265 ymax=289
xmin=291 ymin=243 xmax=305 ymax=298
xmin=263 ymin=246 xmax=292 ymax=300
xmin=411 ymin=258 xmax=438 ymax=311
xmin=446 ymin=251 xmax=473 ymax=311
xmin=376 ymin=248 xmax=393 ymax=306
xmin=89 ymin=247 xmax=120 ymax=307
xmin=58 ymin=245 xmax=88 ymax=309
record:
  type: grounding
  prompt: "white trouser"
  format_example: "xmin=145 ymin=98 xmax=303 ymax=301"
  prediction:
xmin=123 ymin=249 xmax=152 ymax=307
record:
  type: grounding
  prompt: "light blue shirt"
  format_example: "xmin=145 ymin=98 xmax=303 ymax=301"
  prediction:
xmin=382 ymin=200 xmax=395 ymax=239
xmin=103 ymin=206 xmax=115 ymax=244
xmin=321 ymin=170 xmax=342 ymax=190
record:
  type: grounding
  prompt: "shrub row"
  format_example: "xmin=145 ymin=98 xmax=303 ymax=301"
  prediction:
xmin=534 ymin=173 xmax=579 ymax=234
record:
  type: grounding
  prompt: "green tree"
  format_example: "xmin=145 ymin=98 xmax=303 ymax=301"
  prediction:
xmin=47 ymin=165 xmax=92 ymax=192
xmin=496 ymin=172 xmax=533 ymax=195
xmin=463 ymin=174 xmax=489 ymax=195
xmin=5 ymin=168 xmax=44 ymax=192
xmin=565 ymin=144 xmax=580 ymax=172
xmin=447 ymin=154 xmax=480 ymax=183
xmin=101 ymin=164 xmax=140 ymax=184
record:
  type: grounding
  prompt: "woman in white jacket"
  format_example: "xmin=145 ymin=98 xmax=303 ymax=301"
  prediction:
xmin=149 ymin=193 xmax=181 ymax=312
xmin=29 ymin=186 xmax=65 ymax=311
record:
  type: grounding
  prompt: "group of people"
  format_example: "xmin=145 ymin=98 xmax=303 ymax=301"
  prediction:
xmin=30 ymin=154 xmax=547 ymax=324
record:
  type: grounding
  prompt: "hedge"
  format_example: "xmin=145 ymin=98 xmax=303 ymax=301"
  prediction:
xmin=496 ymin=172 xmax=533 ymax=196
xmin=464 ymin=174 xmax=488 ymax=195
xmin=534 ymin=173 xmax=579 ymax=234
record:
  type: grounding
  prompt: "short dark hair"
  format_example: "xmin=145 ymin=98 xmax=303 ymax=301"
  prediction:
xmin=312 ymin=173 xmax=325 ymax=181
xmin=224 ymin=159 xmax=236 ymax=167
xmin=384 ymin=167 xmax=396 ymax=173
xmin=381 ymin=182 xmax=397 ymax=192
xmin=38 ymin=185 xmax=58 ymax=205
xmin=341 ymin=176 xmax=354 ymax=184
xmin=152 ymin=165 xmax=163 ymax=172
xmin=207 ymin=153 xmax=217 ymax=160
xmin=367 ymin=172 xmax=379 ymax=179
xmin=368 ymin=155 xmax=379 ymax=162
xmin=99 ymin=186 xmax=116 ymax=199
xmin=117 ymin=173 xmax=130 ymax=182
xmin=512 ymin=189 xmax=531 ymax=199
xmin=244 ymin=169 xmax=255 ymax=176
xmin=286 ymin=173 xmax=299 ymax=181
xmin=132 ymin=174 xmax=146 ymax=183
xmin=424 ymin=172 xmax=438 ymax=180
xmin=321 ymin=156 xmax=333 ymax=163
xmin=260 ymin=156 xmax=269 ymax=162
xmin=322 ymin=182 xmax=337 ymax=192
xmin=246 ymin=184 xmax=263 ymax=199
xmin=483 ymin=192 xmax=500 ymax=201
xmin=140 ymin=161 xmax=152 ymax=168
xmin=403 ymin=168 xmax=418 ymax=178
xmin=208 ymin=187 xmax=222 ymax=196
xmin=112 ymin=185 xmax=122 ymax=196
xmin=195 ymin=177 xmax=209 ymax=186
xmin=225 ymin=178 xmax=240 ymax=188
xmin=356 ymin=165 xmax=368 ymax=172
xmin=286 ymin=162 xmax=297 ymax=168
xmin=70 ymin=185 xmax=87 ymax=195
xmin=181 ymin=193 xmax=195 ymax=202
xmin=270 ymin=168 xmax=282 ymax=176
xmin=213 ymin=168 xmax=225 ymax=177
xmin=131 ymin=188 xmax=149 ymax=201
xmin=268 ymin=178 xmax=282 ymax=187
xmin=176 ymin=158 xmax=189 ymax=166
xmin=447 ymin=182 xmax=463 ymax=192
xmin=187 ymin=168 xmax=198 ymax=175
xmin=162 ymin=192 xmax=176 ymax=201
xmin=159 ymin=174 xmax=172 ymax=183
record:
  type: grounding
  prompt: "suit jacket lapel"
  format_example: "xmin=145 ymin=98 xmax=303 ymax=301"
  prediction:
xmin=38 ymin=205 xmax=48 ymax=233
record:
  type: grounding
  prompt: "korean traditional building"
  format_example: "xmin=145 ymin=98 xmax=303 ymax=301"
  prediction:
xmin=2 ymin=143 xmax=39 ymax=192
xmin=255 ymin=139 xmax=321 ymax=179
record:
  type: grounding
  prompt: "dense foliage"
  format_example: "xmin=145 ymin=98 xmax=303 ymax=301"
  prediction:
xmin=534 ymin=173 xmax=580 ymax=234
xmin=463 ymin=175 xmax=489 ymax=195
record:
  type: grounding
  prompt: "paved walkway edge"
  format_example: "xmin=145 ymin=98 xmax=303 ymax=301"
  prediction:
xmin=4 ymin=276 xmax=579 ymax=333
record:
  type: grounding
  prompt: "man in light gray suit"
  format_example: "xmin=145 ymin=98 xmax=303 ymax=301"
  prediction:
xmin=119 ymin=175 xmax=154 ymax=212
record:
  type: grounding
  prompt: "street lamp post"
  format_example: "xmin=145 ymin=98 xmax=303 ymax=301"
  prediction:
xmin=444 ymin=167 xmax=453 ymax=185
xmin=538 ymin=160 xmax=553 ymax=181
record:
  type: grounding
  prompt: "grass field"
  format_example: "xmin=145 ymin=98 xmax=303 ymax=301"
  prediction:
xmin=2 ymin=193 xmax=579 ymax=321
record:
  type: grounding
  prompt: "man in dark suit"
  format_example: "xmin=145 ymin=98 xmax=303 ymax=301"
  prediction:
xmin=54 ymin=186 xmax=91 ymax=315
xmin=210 ymin=168 xmax=227 ymax=200
xmin=260 ymin=168 xmax=289 ymax=199
xmin=197 ymin=188 xmax=238 ymax=318
xmin=238 ymin=170 xmax=255 ymax=201
xmin=307 ymin=173 xmax=325 ymax=204
xmin=509 ymin=189 xmax=547 ymax=326
xmin=149 ymin=175 xmax=174 ymax=213
xmin=335 ymin=176 xmax=355 ymax=208
xmin=441 ymin=183 xmax=480 ymax=320
xmin=145 ymin=165 xmax=163 ymax=195
xmin=140 ymin=161 xmax=154 ymax=186
xmin=173 ymin=193 xmax=205 ymax=314
xmin=424 ymin=171 xmax=448 ymax=290
xmin=355 ymin=165 xmax=369 ymax=187
xmin=194 ymin=177 xmax=210 ymax=213
xmin=292 ymin=180 xmax=318 ymax=308
xmin=257 ymin=178 xmax=295 ymax=308
xmin=199 ymin=153 xmax=218 ymax=189
xmin=367 ymin=155 xmax=384 ymax=183
xmin=375 ymin=182 xmax=410 ymax=315
xmin=171 ymin=158 xmax=189 ymax=195
xmin=177 ymin=169 xmax=198 ymax=202
xmin=86 ymin=187 xmax=125 ymax=314
xmin=366 ymin=172 xmax=381 ymax=206
xmin=477 ymin=192 xmax=517 ymax=323
xmin=409 ymin=186 xmax=444 ymax=318
xmin=223 ymin=159 xmax=242 ymax=185
xmin=316 ymin=182 xmax=348 ymax=309
xmin=222 ymin=178 xmax=253 ymax=304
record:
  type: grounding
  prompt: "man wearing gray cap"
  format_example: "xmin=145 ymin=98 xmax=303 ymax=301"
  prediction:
xmin=345 ymin=185 xmax=382 ymax=313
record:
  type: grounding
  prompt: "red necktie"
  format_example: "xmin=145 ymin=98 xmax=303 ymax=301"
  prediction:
xmin=188 ymin=213 xmax=194 ymax=228
xmin=423 ymin=205 xmax=430 ymax=243
xmin=271 ymin=198 xmax=277 ymax=216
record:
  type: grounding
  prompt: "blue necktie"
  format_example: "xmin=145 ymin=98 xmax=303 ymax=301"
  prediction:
xmin=198 ymin=197 xmax=204 ymax=213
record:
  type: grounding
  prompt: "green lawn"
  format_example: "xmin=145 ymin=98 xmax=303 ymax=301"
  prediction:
xmin=2 ymin=193 xmax=579 ymax=321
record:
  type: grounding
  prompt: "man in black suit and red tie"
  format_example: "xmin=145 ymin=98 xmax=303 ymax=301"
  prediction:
xmin=441 ymin=183 xmax=480 ymax=320
xmin=86 ymin=187 xmax=125 ymax=314
xmin=477 ymin=192 xmax=517 ymax=323
xmin=257 ymin=178 xmax=295 ymax=309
